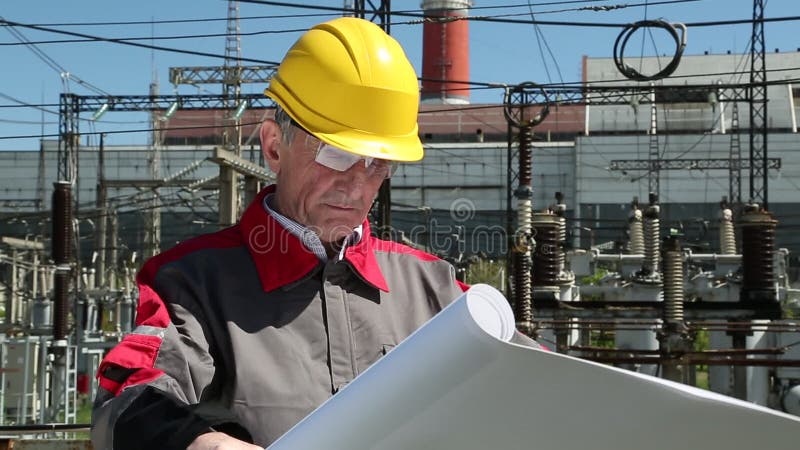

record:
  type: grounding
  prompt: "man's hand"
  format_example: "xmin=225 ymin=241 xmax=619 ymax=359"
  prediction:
xmin=187 ymin=432 xmax=263 ymax=450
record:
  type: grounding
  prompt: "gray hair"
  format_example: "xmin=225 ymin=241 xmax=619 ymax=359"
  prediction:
xmin=274 ymin=105 xmax=297 ymax=147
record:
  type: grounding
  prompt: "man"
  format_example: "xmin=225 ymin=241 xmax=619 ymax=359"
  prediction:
xmin=92 ymin=18 xmax=536 ymax=450
xmin=92 ymin=17 xmax=472 ymax=449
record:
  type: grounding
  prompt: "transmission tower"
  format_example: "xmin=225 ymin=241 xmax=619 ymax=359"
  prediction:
xmin=350 ymin=0 xmax=393 ymax=238
xmin=167 ymin=3 xmax=276 ymax=227
xmin=749 ymin=0 xmax=768 ymax=208
xmin=218 ymin=0 xmax=245 ymax=227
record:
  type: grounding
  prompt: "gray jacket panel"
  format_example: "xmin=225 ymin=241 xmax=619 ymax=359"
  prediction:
xmin=92 ymin=186 xmax=467 ymax=448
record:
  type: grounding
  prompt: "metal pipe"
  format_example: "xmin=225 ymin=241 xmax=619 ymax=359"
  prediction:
xmin=594 ymin=252 xmax=742 ymax=264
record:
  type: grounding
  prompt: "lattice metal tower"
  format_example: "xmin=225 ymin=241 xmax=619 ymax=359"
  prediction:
xmin=351 ymin=1 xmax=393 ymax=237
xmin=749 ymin=0 xmax=768 ymax=208
xmin=219 ymin=1 xmax=244 ymax=226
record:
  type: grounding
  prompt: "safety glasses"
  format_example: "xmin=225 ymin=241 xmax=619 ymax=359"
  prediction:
xmin=315 ymin=143 xmax=397 ymax=179
xmin=291 ymin=119 xmax=397 ymax=179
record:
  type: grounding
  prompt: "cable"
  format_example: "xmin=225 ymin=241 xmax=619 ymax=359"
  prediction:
xmin=0 ymin=119 xmax=266 ymax=141
xmin=0 ymin=27 xmax=319 ymax=47
xmin=1 ymin=16 xmax=112 ymax=96
xmin=526 ymin=0 xmax=565 ymax=84
xmin=613 ymin=20 xmax=687 ymax=81
xmin=239 ymin=1 xmax=800 ymax=29
xmin=26 ymin=11 xmax=341 ymax=27
xmin=0 ymin=19 xmax=281 ymax=66
xmin=3 ymin=63 xmax=800 ymax=113
xmin=21 ymin=1 xmax=706 ymax=30
xmin=0 ymin=91 xmax=59 ymax=115
xmin=0 ymin=91 xmax=149 ymax=125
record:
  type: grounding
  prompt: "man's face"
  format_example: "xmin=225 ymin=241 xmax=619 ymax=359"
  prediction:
xmin=265 ymin=123 xmax=386 ymax=245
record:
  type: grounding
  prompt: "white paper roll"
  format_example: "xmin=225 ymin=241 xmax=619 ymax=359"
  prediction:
xmin=268 ymin=284 xmax=800 ymax=450
xmin=268 ymin=284 xmax=512 ymax=449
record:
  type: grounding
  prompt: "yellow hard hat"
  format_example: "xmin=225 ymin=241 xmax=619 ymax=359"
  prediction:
xmin=265 ymin=17 xmax=423 ymax=162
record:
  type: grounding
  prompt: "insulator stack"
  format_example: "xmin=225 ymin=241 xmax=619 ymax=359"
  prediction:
xmin=518 ymin=126 xmax=533 ymax=185
xmin=642 ymin=202 xmax=661 ymax=275
xmin=52 ymin=181 xmax=73 ymax=341
xmin=52 ymin=181 xmax=73 ymax=264
xmin=512 ymin=123 xmax=535 ymax=334
xmin=518 ymin=198 xmax=533 ymax=237
xmin=513 ymin=198 xmax=533 ymax=328
xmin=512 ymin=248 xmax=532 ymax=324
xmin=719 ymin=204 xmax=737 ymax=255
xmin=532 ymin=212 xmax=564 ymax=286
xmin=739 ymin=204 xmax=777 ymax=301
xmin=662 ymin=236 xmax=685 ymax=325
xmin=628 ymin=198 xmax=645 ymax=254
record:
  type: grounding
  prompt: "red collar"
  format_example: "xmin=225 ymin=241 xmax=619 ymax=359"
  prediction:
xmin=239 ymin=185 xmax=389 ymax=293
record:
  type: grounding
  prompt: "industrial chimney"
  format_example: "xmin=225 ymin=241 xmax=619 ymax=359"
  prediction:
xmin=420 ymin=1 xmax=472 ymax=104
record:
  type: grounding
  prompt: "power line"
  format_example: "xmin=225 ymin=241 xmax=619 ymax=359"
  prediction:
xmin=1 ymin=15 xmax=112 ymax=96
xmin=2 ymin=61 xmax=797 ymax=114
xmin=4 ymin=71 xmax=800 ymax=141
xmin=525 ymin=0 xmax=565 ymax=84
xmin=20 ymin=1 xmax=644 ymax=29
xmin=0 ymin=119 xmax=267 ymax=141
xmin=24 ymin=12 xmax=339 ymax=27
xmin=0 ymin=26 xmax=316 ymax=47
xmin=238 ymin=0 xmax=800 ymax=28
xmin=0 ymin=19 xmax=281 ymax=65
xmin=0 ymin=92 xmax=149 ymax=125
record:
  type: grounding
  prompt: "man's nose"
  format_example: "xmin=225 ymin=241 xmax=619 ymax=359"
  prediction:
xmin=343 ymin=158 xmax=370 ymax=181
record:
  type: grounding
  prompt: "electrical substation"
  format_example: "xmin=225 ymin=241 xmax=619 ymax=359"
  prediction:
xmin=1 ymin=0 xmax=800 ymax=445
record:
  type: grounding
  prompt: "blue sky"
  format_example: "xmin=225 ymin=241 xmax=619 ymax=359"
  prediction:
xmin=1 ymin=0 xmax=797 ymax=150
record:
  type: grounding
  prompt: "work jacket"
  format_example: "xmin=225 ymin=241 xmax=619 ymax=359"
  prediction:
xmin=91 ymin=185 xmax=470 ymax=449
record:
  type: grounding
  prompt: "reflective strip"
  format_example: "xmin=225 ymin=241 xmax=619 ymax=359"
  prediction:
xmin=131 ymin=325 xmax=166 ymax=339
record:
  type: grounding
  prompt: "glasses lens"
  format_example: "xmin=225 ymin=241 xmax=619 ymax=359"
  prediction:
xmin=315 ymin=144 xmax=396 ymax=179
xmin=315 ymin=144 xmax=362 ymax=171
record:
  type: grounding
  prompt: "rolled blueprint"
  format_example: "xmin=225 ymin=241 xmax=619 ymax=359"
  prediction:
xmin=268 ymin=284 xmax=800 ymax=450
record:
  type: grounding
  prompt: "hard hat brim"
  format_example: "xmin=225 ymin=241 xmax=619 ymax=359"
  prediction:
xmin=266 ymin=87 xmax=424 ymax=162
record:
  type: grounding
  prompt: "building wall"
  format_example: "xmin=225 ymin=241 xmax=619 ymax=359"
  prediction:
xmin=3 ymin=130 xmax=800 ymax=261
xmin=584 ymin=52 xmax=800 ymax=133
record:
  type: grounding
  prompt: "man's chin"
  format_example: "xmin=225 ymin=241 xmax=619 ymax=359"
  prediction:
xmin=315 ymin=222 xmax=362 ymax=243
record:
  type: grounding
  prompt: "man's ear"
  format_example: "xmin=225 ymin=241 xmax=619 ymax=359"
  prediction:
xmin=260 ymin=119 xmax=282 ymax=174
